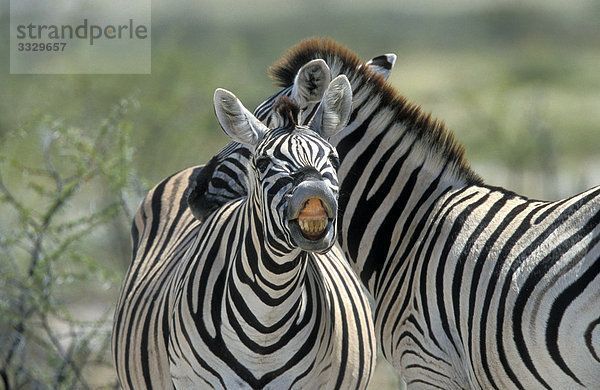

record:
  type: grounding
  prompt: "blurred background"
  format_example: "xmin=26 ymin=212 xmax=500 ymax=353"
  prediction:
xmin=1 ymin=0 xmax=599 ymax=388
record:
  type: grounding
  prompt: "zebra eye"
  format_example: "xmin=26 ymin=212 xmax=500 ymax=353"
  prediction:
xmin=329 ymin=153 xmax=340 ymax=171
xmin=254 ymin=156 xmax=271 ymax=173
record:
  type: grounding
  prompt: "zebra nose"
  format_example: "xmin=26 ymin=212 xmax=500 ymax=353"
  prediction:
xmin=286 ymin=179 xmax=338 ymax=251
xmin=287 ymin=180 xmax=337 ymax=222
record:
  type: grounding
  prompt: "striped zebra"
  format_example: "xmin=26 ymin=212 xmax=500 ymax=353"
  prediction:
xmin=112 ymin=75 xmax=377 ymax=389
xmin=197 ymin=38 xmax=600 ymax=389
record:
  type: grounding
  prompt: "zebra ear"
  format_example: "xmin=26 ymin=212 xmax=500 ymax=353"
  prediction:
xmin=364 ymin=53 xmax=397 ymax=81
xmin=214 ymin=88 xmax=268 ymax=146
xmin=291 ymin=59 xmax=332 ymax=105
xmin=309 ymin=75 xmax=352 ymax=139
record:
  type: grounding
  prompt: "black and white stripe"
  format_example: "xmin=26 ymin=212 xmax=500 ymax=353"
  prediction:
xmin=112 ymin=76 xmax=376 ymax=389
xmin=194 ymin=38 xmax=600 ymax=389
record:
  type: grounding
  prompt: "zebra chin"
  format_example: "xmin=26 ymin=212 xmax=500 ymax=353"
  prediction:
xmin=286 ymin=180 xmax=338 ymax=253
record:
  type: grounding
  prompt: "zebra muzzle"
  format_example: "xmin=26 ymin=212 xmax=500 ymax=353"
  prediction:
xmin=287 ymin=180 xmax=337 ymax=251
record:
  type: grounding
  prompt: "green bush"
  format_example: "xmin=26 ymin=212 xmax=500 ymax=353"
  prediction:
xmin=0 ymin=97 xmax=142 ymax=390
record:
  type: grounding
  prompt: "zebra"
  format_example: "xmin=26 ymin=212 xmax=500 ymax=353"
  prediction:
xmin=195 ymin=38 xmax=600 ymax=389
xmin=112 ymin=75 xmax=377 ymax=389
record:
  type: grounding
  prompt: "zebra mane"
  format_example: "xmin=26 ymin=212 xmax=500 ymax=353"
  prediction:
xmin=269 ymin=37 xmax=483 ymax=185
xmin=270 ymin=38 xmax=363 ymax=87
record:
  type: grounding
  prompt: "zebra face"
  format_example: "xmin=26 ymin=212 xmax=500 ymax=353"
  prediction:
xmin=252 ymin=128 xmax=340 ymax=253
xmin=213 ymin=75 xmax=352 ymax=253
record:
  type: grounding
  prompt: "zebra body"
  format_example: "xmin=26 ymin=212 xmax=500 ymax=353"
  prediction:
xmin=377 ymin=184 xmax=600 ymax=389
xmin=197 ymin=39 xmax=600 ymax=389
xmin=112 ymin=76 xmax=376 ymax=389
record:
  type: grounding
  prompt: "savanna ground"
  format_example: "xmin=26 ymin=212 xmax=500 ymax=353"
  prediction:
xmin=1 ymin=1 xmax=599 ymax=388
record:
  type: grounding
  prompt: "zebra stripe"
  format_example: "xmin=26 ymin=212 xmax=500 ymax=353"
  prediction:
xmin=193 ymin=38 xmax=600 ymax=388
xmin=112 ymin=78 xmax=376 ymax=389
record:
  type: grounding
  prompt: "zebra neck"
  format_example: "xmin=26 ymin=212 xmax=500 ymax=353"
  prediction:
xmin=235 ymin=199 xmax=308 ymax=306
xmin=330 ymin=83 xmax=482 ymax=296
xmin=231 ymin=235 xmax=308 ymax=328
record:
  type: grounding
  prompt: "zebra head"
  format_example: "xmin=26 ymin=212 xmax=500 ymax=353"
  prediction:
xmin=213 ymin=75 xmax=352 ymax=253
xmin=256 ymin=50 xmax=396 ymax=127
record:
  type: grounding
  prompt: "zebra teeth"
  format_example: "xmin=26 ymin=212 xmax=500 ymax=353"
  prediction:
xmin=296 ymin=197 xmax=330 ymax=241
xmin=298 ymin=216 xmax=328 ymax=240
